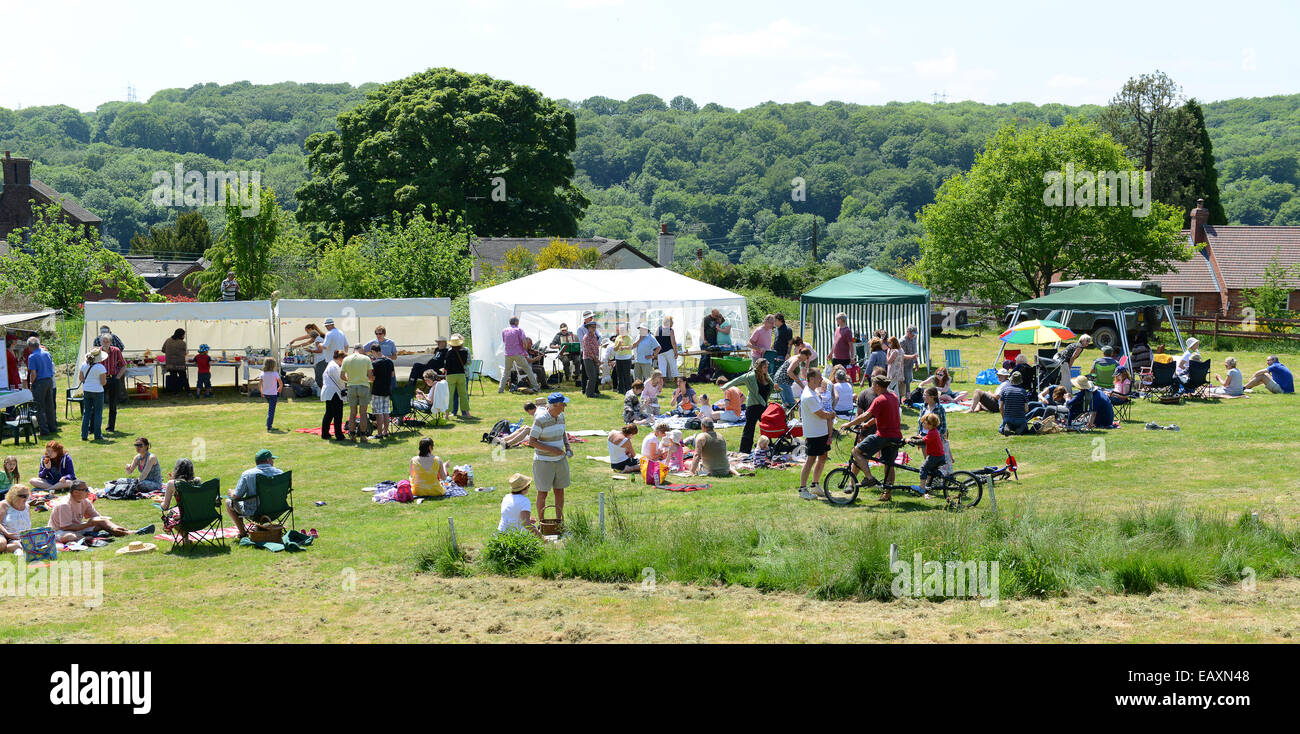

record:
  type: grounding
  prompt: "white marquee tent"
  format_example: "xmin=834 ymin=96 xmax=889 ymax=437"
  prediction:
xmin=469 ymin=268 xmax=749 ymax=384
xmin=276 ymin=298 xmax=451 ymax=362
xmin=80 ymin=301 xmax=275 ymax=386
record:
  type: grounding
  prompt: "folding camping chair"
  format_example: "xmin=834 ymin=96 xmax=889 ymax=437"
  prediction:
xmin=467 ymin=359 xmax=485 ymax=395
xmin=944 ymin=349 xmax=970 ymax=381
xmin=1092 ymin=363 xmax=1117 ymax=389
xmin=1183 ymin=359 xmax=1212 ymax=400
xmin=168 ymin=478 xmax=226 ymax=551
xmin=387 ymin=382 xmax=421 ymax=431
xmin=1143 ymin=360 xmax=1177 ymax=403
xmin=253 ymin=470 xmax=294 ymax=531
xmin=1111 ymin=393 xmax=1133 ymax=423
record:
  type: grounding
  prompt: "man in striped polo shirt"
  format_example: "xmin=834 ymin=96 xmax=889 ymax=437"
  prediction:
xmin=526 ymin=392 xmax=572 ymax=527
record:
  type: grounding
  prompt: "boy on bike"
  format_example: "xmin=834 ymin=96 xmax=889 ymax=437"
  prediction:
xmin=839 ymin=375 xmax=904 ymax=501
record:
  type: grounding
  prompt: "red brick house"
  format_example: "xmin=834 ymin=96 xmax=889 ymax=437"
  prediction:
xmin=1150 ymin=200 xmax=1300 ymax=318
xmin=0 ymin=151 xmax=102 ymax=243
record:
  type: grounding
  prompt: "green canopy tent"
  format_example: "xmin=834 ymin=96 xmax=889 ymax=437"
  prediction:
xmin=799 ymin=267 xmax=931 ymax=369
xmin=1005 ymin=282 xmax=1184 ymax=365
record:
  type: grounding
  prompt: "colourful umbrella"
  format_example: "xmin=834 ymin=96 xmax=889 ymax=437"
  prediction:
xmin=999 ymin=319 xmax=1076 ymax=345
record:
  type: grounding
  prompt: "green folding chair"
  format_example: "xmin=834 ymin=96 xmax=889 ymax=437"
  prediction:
xmin=466 ymin=359 xmax=485 ymax=395
xmin=253 ymin=470 xmax=294 ymax=531
xmin=388 ymin=382 xmax=425 ymax=430
xmin=1092 ymin=363 xmax=1117 ymax=389
xmin=168 ymin=478 xmax=225 ymax=550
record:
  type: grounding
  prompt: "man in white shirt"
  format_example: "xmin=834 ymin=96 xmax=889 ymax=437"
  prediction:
xmin=526 ymin=393 xmax=571 ymax=526
xmin=797 ymin=371 xmax=835 ymax=500
xmin=321 ymin=317 xmax=349 ymax=363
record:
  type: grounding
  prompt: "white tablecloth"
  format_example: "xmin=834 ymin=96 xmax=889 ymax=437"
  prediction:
xmin=0 ymin=389 xmax=34 ymax=410
xmin=125 ymin=366 xmax=156 ymax=382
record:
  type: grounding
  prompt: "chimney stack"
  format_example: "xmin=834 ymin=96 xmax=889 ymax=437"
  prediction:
xmin=1 ymin=152 xmax=31 ymax=187
xmin=656 ymin=223 xmax=675 ymax=268
xmin=1189 ymin=198 xmax=1210 ymax=245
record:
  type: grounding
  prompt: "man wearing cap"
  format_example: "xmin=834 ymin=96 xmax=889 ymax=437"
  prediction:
xmin=321 ymin=317 xmax=349 ymax=373
xmin=500 ymin=316 xmax=538 ymax=393
xmin=632 ymin=323 xmax=659 ymax=384
xmin=576 ymin=312 xmax=601 ymax=397
xmin=98 ymin=334 xmax=127 ymax=433
xmin=998 ymin=371 xmax=1031 ymax=435
xmin=550 ymin=323 xmax=579 ymax=383
xmin=526 ymin=393 xmax=572 ymax=526
xmin=226 ymin=449 xmax=283 ymax=538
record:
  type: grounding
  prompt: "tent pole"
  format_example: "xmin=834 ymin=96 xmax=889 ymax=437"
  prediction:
xmin=1165 ymin=305 xmax=1186 ymax=352
xmin=1117 ymin=310 xmax=1131 ymax=361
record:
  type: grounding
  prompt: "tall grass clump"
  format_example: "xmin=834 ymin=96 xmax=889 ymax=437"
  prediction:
xmin=504 ymin=501 xmax=1300 ymax=602
xmin=413 ymin=527 xmax=471 ymax=577
xmin=482 ymin=528 xmax=545 ymax=575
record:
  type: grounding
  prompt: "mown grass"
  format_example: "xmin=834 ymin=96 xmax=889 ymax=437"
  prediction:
xmin=1 ymin=331 xmax=1297 ymax=642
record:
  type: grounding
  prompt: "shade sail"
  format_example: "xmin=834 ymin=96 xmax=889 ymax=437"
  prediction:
xmin=801 ymin=267 xmax=930 ymax=305
xmin=469 ymin=268 xmax=748 ymax=383
xmin=1017 ymin=283 xmax=1168 ymax=311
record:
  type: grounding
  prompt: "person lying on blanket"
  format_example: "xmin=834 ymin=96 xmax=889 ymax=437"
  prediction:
xmin=500 ymin=402 xmax=539 ymax=448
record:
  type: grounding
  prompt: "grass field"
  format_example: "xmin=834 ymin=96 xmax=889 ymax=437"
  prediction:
xmin=3 ymin=332 xmax=1298 ymax=643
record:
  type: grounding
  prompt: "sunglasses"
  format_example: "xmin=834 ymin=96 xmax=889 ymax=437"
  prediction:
xmin=16 ymin=493 xmax=29 ymax=498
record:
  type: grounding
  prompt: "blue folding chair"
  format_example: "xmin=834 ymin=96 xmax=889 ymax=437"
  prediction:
xmin=944 ymin=349 xmax=970 ymax=381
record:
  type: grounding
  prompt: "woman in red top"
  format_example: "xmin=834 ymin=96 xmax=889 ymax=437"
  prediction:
xmin=830 ymin=313 xmax=854 ymax=368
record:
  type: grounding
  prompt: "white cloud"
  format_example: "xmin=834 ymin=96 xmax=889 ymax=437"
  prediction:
xmin=1046 ymin=74 xmax=1091 ymax=89
xmin=913 ymin=49 xmax=958 ymax=77
xmin=241 ymin=40 xmax=327 ymax=58
xmin=698 ymin=19 xmax=841 ymax=60
xmin=795 ymin=66 xmax=882 ymax=101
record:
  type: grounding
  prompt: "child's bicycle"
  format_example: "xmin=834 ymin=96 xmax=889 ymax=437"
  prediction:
xmin=822 ymin=433 xmax=983 ymax=510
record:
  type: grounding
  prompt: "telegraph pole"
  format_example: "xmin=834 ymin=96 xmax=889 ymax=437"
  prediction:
xmin=812 ymin=219 xmax=818 ymax=262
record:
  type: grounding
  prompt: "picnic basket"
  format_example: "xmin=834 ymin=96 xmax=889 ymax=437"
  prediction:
xmin=537 ymin=505 xmax=562 ymax=537
xmin=248 ymin=517 xmax=285 ymax=544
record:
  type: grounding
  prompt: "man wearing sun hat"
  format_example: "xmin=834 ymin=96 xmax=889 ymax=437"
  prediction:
xmin=499 ymin=473 xmax=540 ymax=536
xmin=526 ymin=392 xmax=572 ymax=527
xmin=226 ymin=449 xmax=283 ymax=538
xmin=321 ymin=317 xmax=349 ymax=364
xmin=575 ymin=311 xmax=601 ymax=397
xmin=1068 ymin=374 xmax=1114 ymax=429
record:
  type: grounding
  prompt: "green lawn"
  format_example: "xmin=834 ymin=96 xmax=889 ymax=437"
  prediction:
xmin=2 ymin=332 xmax=1297 ymax=643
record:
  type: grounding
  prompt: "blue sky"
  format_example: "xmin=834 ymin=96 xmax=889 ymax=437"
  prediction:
xmin=2 ymin=0 xmax=1296 ymax=112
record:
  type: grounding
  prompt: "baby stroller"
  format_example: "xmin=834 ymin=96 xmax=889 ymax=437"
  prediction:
xmin=759 ymin=402 xmax=803 ymax=455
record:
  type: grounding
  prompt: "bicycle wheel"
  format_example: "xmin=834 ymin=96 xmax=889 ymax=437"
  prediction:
xmin=822 ymin=466 xmax=859 ymax=506
xmin=941 ymin=470 xmax=982 ymax=510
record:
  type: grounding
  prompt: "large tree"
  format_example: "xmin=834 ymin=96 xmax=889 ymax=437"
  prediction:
xmin=187 ymin=184 xmax=282 ymax=300
xmin=918 ymin=121 xmax=1189 ymax=306
xmin=296 ymin=68 xmax=588 ymax=239
xmin=314 ymin=205 xmax=472 ymax=300
xmin=1101 ymin=73 xmax=1227 ymax=224
xmin=129 ymin=210 xmax=213 ymax=257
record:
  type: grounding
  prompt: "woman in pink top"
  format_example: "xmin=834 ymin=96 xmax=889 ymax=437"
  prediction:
xmin=748 ymin=315 xmax=774 ymax=361
xmin=261 ymin=358 xmax=283 ymax=431
xmin=831 ymin=312 xmax=854 ymax=367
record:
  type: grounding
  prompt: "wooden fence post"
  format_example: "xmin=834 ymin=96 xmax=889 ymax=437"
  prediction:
xmin=1213 ymin=311 xmax=1220 ymax=350
xmin=448 ymin=517 xmax=458 ymax=554
xmin=598 ymin=492 xmax=606 ymax=536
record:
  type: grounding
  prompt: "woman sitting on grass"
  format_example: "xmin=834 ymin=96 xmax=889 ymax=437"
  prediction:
xmin=0 ymin=484 xmax=32 ymax=554
xmin=124 ymin=436 xmax=163 ymax=493
xmin=409 ymin=437 xmax=449 ymax=497
xmin=29 ymin=441 xmax=74 ymax=493
xmin=623 ymin=380 xmax=651 ymax=425
xmin=641 ymin=422 xmax=670 ymax=463
xmin=670 ymin=377 xmax=697 ymax=415
xmin=1211 ymin=357 xmax=1246 ymax=397
xmin=606 ymin=424 xmax=640 ymax=473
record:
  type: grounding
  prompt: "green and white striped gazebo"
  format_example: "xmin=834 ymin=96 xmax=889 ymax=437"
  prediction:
xmin=799 ymin=266 xmax=931 ymax=368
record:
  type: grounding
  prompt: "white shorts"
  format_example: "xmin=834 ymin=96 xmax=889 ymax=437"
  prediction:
xmin=657 ymin=351 xmax=678 ymax=378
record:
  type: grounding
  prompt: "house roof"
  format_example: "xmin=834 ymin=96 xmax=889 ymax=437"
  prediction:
xmin=124 ymin=257 xmax=203 ymax=279
xmin=1152 ymin=249 xmax=1221 ymax=293
xmin=1197 ymin=225 xmax=1300 ymax=289
xmin=29 ymin=179 xmax=102 ymax=224
xmin=471 ymin=236 xmax=657 ymax=269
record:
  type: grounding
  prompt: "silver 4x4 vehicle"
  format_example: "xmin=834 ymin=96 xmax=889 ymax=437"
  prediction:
xmin=1006 ymin=279 xmax=1166 ymax=351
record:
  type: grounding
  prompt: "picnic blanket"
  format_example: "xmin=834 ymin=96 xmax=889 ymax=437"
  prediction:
xmin=570 ymin=430 xmax=609 ymax=437
xmin=654 ymin=415 xmax=746 ymax=431
xmin=913 ymin=401 xmax=973 ymax=414
xmin=155 ymin=526 xmax=243 ymax=543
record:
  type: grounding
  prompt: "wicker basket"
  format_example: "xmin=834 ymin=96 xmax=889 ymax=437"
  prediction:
xmin=248 ymin=518 xmax=285 ymax=544
xmin=537 ymin=505 xmax=562 ymax=537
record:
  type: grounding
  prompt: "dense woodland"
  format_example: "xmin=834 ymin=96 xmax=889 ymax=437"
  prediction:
xmin=1 ymin=80 xmax=1298 ymax=277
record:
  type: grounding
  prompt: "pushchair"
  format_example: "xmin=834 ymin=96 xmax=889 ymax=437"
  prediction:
xmin=759 ymin=402 xmax=803 ymax=455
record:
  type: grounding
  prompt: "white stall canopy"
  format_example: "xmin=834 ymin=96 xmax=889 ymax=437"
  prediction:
xmin=81 ymin=300 xmax=275 ymax=386
xmin=276 ymin=298 xmax=450 ymax=359
xmin=469 ymin=268 xmax=749 ymax=383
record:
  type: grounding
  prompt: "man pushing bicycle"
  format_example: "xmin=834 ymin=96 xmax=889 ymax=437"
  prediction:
xmin=838 ymin=375 xmax=906 ymax=501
